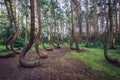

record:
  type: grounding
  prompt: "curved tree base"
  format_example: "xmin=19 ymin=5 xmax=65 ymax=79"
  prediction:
xmin=42 ymin=42 xmax=53 ymax=51
xmin=5 ymin=34 xmax=13 ymax=50
xmin=70 ymin=47 xmax=76 ymax=50
xmin=10 ymin=31 xmax=20 ymax=54
xmin=19 ymin=46 xmax=41 ymax=67
xmin=107 ymin=57 xmax=120 ymax=67
xmin=0 ymin=52 xmax=16 ymax=58
xmin=52 ymin=43 xmax=61 ymax=49
xmin=70 ymin=46 xmax=87 ymax=53
xmin=38 ymin=51 xmax=48 ymax=59
xmin=19 ymin=58 xmax=40 ymax=68
xmin=104 ymin=48 xmax=120 ymax=67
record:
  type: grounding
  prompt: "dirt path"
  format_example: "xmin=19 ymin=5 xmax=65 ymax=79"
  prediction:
xmin=0 ymin=47 xmax=110 ymax=80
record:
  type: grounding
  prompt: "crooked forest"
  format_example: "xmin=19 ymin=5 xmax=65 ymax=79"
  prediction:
xmin=0 ymin=0 xmax=120 ymax=80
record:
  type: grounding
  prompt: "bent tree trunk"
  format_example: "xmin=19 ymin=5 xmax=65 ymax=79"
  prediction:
xmin=9 ymin=0 xmax=19 ymax=54
xmin=4 ymin=0 xmax=13 ymax=51
xmin=42 ymin=36 xmax=53 ymax=51
xmin=104 ymin=34 xmax=120 ymax=67
xmin=19 ymin=0 xmax=39 ymax=67
xmin=50 ymin=19 xmax=60 ymax=49
xmin=104 ymin=0 xmax=120 ymax=67
xmin=42 ymin=7 xmax=53 ymax=51
xmin=1 ymin=0 xmax=16 ymax=58
xmin=35 ymin=0 xmax=49 ymax=58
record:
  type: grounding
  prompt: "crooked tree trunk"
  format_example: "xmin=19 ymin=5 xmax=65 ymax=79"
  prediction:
xmin=42 ymin=42 xmax=53 ymax=51
xmin=5 ymin=33 xmax=12 ymax=51
xmin=103 ymin=0 xmax=120 ymax=67
xmin=42 ymin=7 xmax=53 ymax=51
xmin=35 ymin=0 xmax=49 ymax=58
xmin=42 ymin=37 xmax=53 ymax=51
xmin=4 ymin=0 xmax=19 ymax=54
xmin=2 ymin=0 xmax=17 ymax=58
xmin=4 ymin=0 xmax=13 ymax=51
xmin=104 ymin=34 xmax=120 ymax=67
xmin=9 ymin=0 xmax=19 ymax=54
xmin=19 ymin=0 xmax=39 ymax=67
xmin=0 ymin=0 xmax=16 ymax=58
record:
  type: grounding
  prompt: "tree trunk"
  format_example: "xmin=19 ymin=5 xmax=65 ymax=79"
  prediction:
xmin=19 ymin=0 xmax=39 ymax=67
xmin=4 ymin=0 xmax=13 ymax=51
xmin=42 ymin=7 xmax=53 ymax=51
xmin=7 ymin=0 xmax=19 ymax=54
xmin=115 ymin=0 xmax=118 ymax=33
xmin=51 ymin=0 xmax=61 ymax=48
xmin=101 ymin=1 xmax=104 ymax=36
xmin=85 ymin=0 xmax=89 ymax=47
xmin=75 ymin=0 xmax=82 ymax=51
xmin=35 ymin=0 xmax=49 ymax=57
xmin=70 ymin=0 xmax=76 ymax=50
xmin=104 ymin=0 xmax=109 ymax=33
xmin=94 ymin=0 xmax=99 ymax=40
xmin=104 ymin=0 xmax=120 ymax=67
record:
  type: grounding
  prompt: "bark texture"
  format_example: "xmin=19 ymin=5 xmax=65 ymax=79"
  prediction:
xmin=75 ymin=0 xmax=82 ymax=51
xmin=35 ymin=0 xmax=49 ymax=58
xmin=85 ymin=0 xmax=89 ymax=47
xmin=19 ymin=0 xmax=39 ymax=67
xmin=103 ymin=0 xmax=120 ymax=67
xmin=94 ymin=0 xmax=99 ymax=40
xmin=70 ymin=0 xmax=76 ymax=50
xmin=9 ymin=0 xmax=19 ymax=54
xmin=4 ymin=0 xmax=13 ymax=51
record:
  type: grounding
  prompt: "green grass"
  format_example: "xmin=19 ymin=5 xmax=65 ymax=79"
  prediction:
xmin=0 ymin=44 xmax=120 ymax=79
xmin=68 ymin=47 xmax=120 ymax=79
xmin=30 ymin=43 xmax=51 ymax=50
xmin=0 ymin=45 xmax=10 ymax=56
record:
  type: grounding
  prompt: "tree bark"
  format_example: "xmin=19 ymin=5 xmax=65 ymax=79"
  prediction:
xmin=105 ymin=1 xmax=109 ymax=33
xmin=70 ymin=0 xmax=76 ymax=50
xmin=85 ymin=0 xmax=89 ymax=47
xmin=7 ymin=0 xmax=19 ymax=54
xmin=94 ymin=0 xmax=99 ymax=40
xmin=115 ymin=0 xmax=118 ymax=33
xmin=35 ymin=0 xmax=49 ymax=57
xmin=103 ymin=0 xmax=120 ymax=67
xmin=51 ymin=0 xmax=61 ymax=48
xmin=75 ymin=0 xmax=82 ymax=51
xmin=4 ymin=0 xmax=13 ymax=50
xmin=19 ymin=0 xmax=39 ymax=67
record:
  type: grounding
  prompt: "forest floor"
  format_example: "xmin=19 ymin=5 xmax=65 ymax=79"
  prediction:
xmin=0 ymin=47 xmax=118 ymax=80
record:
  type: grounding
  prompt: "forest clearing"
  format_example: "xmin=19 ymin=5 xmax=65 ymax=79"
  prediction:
xmin=0 ymin=0 xmax=120 ymax=80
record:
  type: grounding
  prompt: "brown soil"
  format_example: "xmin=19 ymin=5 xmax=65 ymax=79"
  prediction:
xmin=0 ymin=47 xmax=112 ymax=80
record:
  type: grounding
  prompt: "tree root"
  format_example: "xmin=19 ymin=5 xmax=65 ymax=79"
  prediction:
xmin=19 ymin=58 xmax=40 ymax=68
xmin=52 ymin=43 xmax=61 ymax=49
xmin=42 ymin=42 xmax=53 ymax=51
xmin=0 ymin=52 xmax=16 ymax=58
